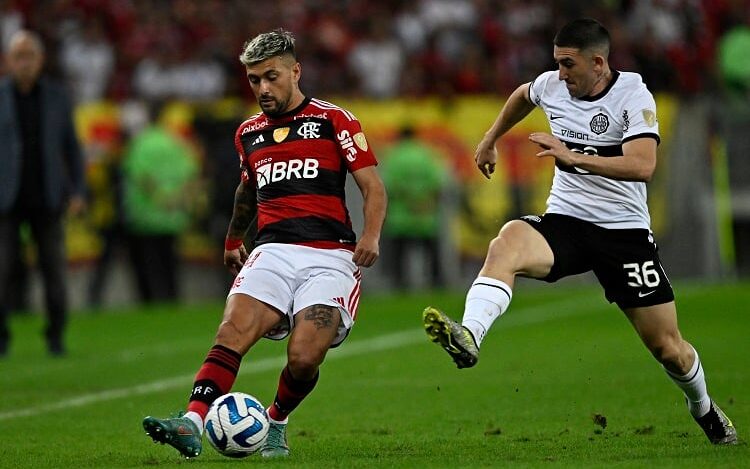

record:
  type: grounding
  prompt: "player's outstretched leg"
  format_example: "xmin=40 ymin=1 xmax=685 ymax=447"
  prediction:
xmin=143 ymin=414 xmax=202 ymax=458
xmin=694 ymin=401 xmax=738 ymax=445
xmin=260 ymin=421 xmax=290 ymax=458
xmin=422 ymin=306 xmax=479 ymax=368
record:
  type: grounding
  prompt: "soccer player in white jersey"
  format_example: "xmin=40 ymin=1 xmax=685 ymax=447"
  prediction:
xmin=423 ymin=18 xmax=737 ymax=445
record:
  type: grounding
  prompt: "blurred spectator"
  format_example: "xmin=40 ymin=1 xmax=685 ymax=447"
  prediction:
xmin=380 ymin=125 xmax=450 ymax=289
xmin=629 ymin=25 xmax=677 ymax=92
xmin=6 ymin=231 xmax=31 ymax=313
xmin=192 ymin=104 xmax=246 ymax=291
xmin=132 ymin=33 xmax=226 ymax=102
xmin=86 ymin=124 xmax=125 ymax=308
xmin=627 ymin=0 xmax=687 ymax=47
xmin=0 ymin=0 xmax=23 ymax=53
xmin=0 ymin=30 xmax=86 ymax=357
xmin=393 ymin=2 xmax=428 ymax=54
xmin=452 ymin=42 xmax=489 ymax=93
xmin=2 ymin=0 xmax=740 ymax=99
xmin=347 ymin=13 xmax=404 ymax=98
xmin=179 ymin=44 xmax=227 ymax=101
xmin=121 ymin=102 xmax=199 ymax=303
xmin=716 ymin=9 xmax=750 ymax=275
xmin=420 ymin=0 xmax=478 ymax=65
xmin=59 ymin=14 xmax=114 ymax=103
xmin=717 ymin=15 xmax=750 ymax=98
xmin=131 ymin=33 xmax=183 ymax=102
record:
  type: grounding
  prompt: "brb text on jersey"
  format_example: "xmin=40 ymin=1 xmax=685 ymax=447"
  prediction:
xmin=235 ymin=98 xmax=377 ymax=250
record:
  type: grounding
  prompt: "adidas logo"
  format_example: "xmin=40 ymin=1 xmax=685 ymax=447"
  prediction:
xmin=252 ymin=134 xmax=265 ymax=145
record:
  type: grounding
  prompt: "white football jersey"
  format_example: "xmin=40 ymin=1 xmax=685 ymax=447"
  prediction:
xmin=529 ymin=70 xmax=660 ymax=229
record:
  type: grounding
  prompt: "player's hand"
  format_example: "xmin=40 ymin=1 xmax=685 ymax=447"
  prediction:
xmin=474 ymin=137 xmax=498 ymax=179
xmin=529 ymin=132 xmax=575 ymax=165
xmin=224 ymin=245 xmax=249 ymax=277
xmin=352 ymin=236 xmax=379 ymax=267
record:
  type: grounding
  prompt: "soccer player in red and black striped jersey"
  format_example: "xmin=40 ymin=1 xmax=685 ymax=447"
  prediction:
xmin=143 ymin=29 xmax=387 ymax=459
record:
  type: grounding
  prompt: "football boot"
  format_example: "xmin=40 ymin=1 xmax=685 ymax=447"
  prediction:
xmin=260 ymin=421 xmax=290 ymax=458
xmin=423 ymin=306 xmax=479 ymax=369
xmin=694 ymin=401 xmax=738 ymax=445
xmin=143 ymin=413 xmax=202 ymax=458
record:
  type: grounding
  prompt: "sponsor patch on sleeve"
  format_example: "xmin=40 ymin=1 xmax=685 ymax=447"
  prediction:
xmin=353 ymin=132 xmax=368 ymax=151
xmin=642 ymin=109 xmax=656 ymax=127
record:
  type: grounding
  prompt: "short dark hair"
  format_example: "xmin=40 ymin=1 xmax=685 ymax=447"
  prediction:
xmin=554 ymin=18 xmax=610 ymax=56
xmin=239 ymin=28 xmax=296 ymax=66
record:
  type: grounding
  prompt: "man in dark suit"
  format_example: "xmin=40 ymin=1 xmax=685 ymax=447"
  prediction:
xmin=0 ymin=30 xmax=86 ymax=357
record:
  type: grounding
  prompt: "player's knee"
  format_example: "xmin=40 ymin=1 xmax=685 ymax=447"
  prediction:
xmin=214 ymin=319 xmax=247 ymax=349
xmin=286 ymin=350 xmax=322 ymax=381
xmin=485 ymin=228 xmax=523 ymax=270
xmin=649 ymin=338 xmax=683 ymax=368
xmin=214 ymin=308 xmax=265 ymax=352
xmin=487 ymin=234 xmax=513 ymax=263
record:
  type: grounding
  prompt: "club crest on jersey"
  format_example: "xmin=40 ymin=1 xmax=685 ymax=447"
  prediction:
xmin=297 ymin=121 xmax=322 ymax=139
xmin=273 ymin=127 xmax=290 ymax=143
xmin=589 ymin=113 xmax=609 ymax=135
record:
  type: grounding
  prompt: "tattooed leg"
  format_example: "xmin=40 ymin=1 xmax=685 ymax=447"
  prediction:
xmin=285 ymin=305 xmax=341 ymax=381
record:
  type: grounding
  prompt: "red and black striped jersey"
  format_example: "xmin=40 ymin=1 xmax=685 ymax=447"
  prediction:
xmin=234 ymin=97 xmax=378 ymax=251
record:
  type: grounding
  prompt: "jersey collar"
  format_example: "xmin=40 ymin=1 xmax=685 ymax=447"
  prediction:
xmin=579 ymin=70 xmax=620 ymax=102
xmin=265 ymin=96 xmax=311 ymax=122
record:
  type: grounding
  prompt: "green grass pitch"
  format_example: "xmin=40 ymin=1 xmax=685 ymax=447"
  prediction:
xmin=1 ymin=280 xmax=747 ymax=468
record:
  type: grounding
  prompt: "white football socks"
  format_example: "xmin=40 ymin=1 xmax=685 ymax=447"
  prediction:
xmin=664 ymin=345 xmax=711 ymax=418
xmin=184 ymin=411 xmax=204 ymax=435
xmin=461 ymin=276 xmax=512 ymax=347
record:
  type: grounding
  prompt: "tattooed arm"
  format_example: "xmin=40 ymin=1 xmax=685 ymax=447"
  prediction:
xmin=224 ymin=181 xmax=258 ymax=276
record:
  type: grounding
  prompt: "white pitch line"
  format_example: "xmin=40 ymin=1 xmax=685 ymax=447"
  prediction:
xmin=0 ymin=293 xmax=597 ymax=422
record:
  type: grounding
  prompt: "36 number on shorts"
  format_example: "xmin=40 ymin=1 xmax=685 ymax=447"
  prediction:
xmin=623 ymin=261 xmax=660 ymax=288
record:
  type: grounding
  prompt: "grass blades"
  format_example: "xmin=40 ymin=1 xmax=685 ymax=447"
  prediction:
xmin=0 ymin=280 xmax=747 ymax=468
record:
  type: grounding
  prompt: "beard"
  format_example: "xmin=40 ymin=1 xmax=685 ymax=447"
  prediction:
xmin=259 ymin=95 xmax=290 ymax=117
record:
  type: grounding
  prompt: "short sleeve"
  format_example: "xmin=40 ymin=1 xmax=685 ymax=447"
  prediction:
xmin=234 ymin=122 xmax=254 ymax=185
xmin=528 ymin=71 xmax=555 ymax=108
xmin=622 ymin=85 xmax=660 ymax=144
xmin=332 ymin=110 xmax=378 ymax=172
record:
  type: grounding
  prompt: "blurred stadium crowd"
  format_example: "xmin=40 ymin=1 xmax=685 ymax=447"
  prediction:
xmin=2 ymin=0 xmax=750 ymax=309
xmin=1 ymin=0 xmax=748 ymax=103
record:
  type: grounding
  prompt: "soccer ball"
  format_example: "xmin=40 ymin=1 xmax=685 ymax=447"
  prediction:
xmin=204 ymin=392 xmax=269 ymax=458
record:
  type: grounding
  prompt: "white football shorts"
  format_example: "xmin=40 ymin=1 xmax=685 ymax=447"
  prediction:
xmin=228 ymin=243 xmax=362 ymax=347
